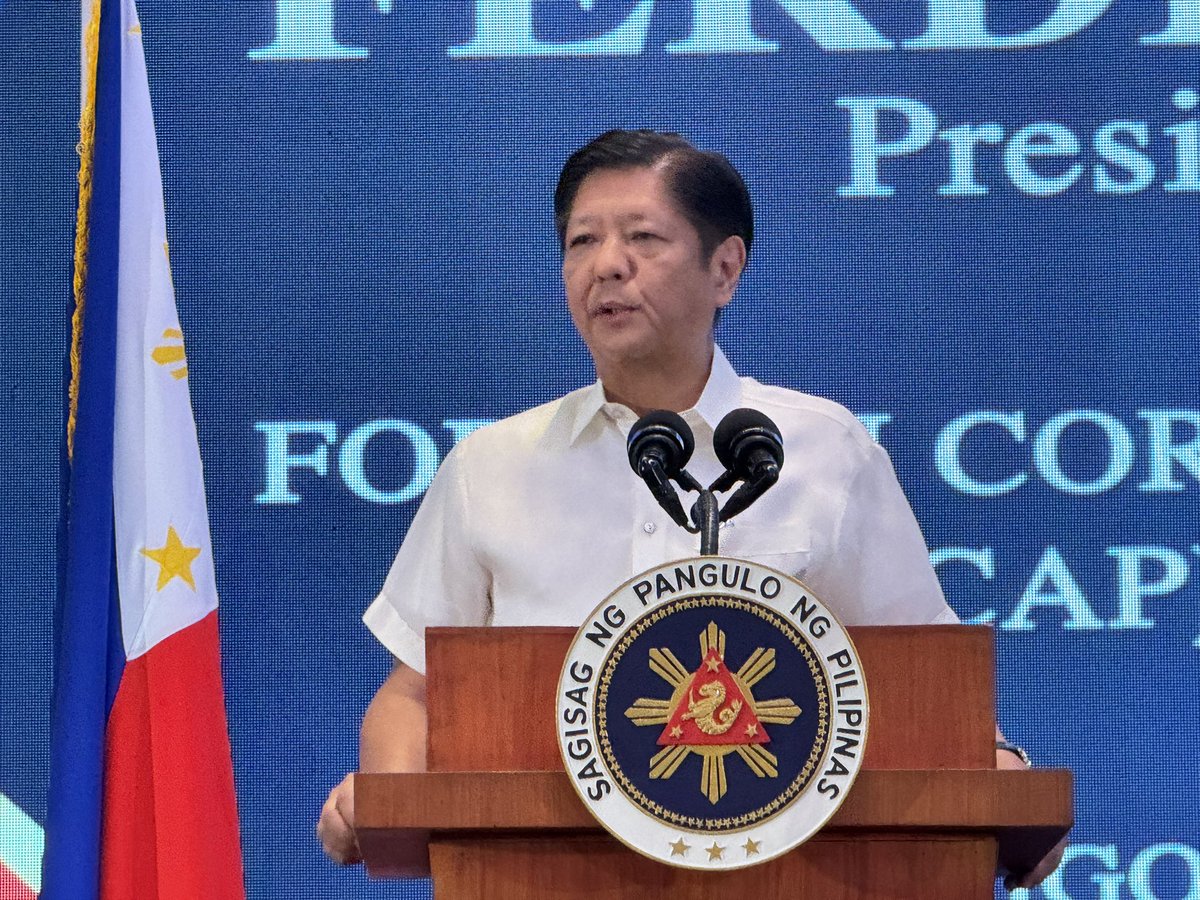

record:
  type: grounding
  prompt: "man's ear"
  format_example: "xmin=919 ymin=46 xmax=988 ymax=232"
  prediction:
xmin=711 ymin=235 xmax=747 ymax=307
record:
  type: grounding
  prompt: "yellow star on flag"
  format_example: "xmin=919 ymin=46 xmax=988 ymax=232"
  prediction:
xmin=141 ymin=525 xmax=201 ymax=591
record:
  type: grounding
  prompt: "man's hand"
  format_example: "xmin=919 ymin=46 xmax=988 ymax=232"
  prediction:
xmin=317 ymin=662 xmax=428 ymax=866
xmin=1005 ymin=834 xmax=1068 ymax=892
xmin=317 ymin=774 xmax=362 ymax=865
xmin=996 ymin=746 xmax=1068 ymax=891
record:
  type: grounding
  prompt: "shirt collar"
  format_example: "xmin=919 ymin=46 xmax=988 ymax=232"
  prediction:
xmin=565 ymin=345 xmax=743 ymax=445
xmin=691 ymin=344 xmax=742 ymax=433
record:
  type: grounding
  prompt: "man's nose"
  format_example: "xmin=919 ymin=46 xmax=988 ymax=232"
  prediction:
xmin=594 ymin=237 xmax=633 ymax=280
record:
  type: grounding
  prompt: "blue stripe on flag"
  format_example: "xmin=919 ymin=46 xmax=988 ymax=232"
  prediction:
xmin=41 ymin=0 xmax=127 ymax=896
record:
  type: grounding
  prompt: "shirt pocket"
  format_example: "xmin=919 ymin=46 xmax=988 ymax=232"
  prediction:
xmin=717 ymin=520 xmax=815 ymax=582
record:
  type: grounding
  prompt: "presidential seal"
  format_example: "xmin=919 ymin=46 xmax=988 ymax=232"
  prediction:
xmin=556 ymin=557 xmax=868 ymax=870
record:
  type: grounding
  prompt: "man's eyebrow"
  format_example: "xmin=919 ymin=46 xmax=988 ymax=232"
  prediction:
xmin=567 ymin=211 xmax=653 ymax=227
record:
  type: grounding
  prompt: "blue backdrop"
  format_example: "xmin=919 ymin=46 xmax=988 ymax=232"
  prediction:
xmin=3 ymin=2 xmax=1199 ymax=898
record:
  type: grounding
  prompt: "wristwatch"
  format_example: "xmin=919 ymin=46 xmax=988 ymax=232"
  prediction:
xmin=996 ymin=741 xmax=1032 ymax=767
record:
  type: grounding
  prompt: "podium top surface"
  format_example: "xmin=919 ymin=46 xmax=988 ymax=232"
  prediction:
xmin=357 ymin=768 xmax=1072 ymax=880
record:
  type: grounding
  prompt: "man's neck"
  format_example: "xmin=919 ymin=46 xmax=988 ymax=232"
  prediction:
xmin=597 ymin=346 xmax=715 ymax=417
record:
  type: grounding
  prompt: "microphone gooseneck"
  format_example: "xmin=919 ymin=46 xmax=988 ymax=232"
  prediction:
xmin=626 ymin=407 xmax=787 ymax=551
xmin=627 ymin=411 xmax=695 ymax=530
xmin=711 ymin=408 xmax=785 ymax=522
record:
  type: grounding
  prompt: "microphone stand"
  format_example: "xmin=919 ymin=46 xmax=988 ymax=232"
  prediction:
xmin=671 ymin=470 xmax=720 ymax=556
xmin=691 ymin=490 xmax=720 ymax=556
xmin=681 ymin=466 xmax=778 ymax=557
xmin=630 ymin=409 xmax=780 ymax=559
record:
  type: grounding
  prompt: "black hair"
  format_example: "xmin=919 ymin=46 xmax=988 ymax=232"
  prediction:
xmin=554 ymin=129 xmax=753 ymax=263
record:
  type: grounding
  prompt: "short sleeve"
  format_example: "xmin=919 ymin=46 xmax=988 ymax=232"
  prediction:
xmin=826 ymin=441 xmax=958 ymax=626
xmin=362 ymin=445 xmax=491 ymax=673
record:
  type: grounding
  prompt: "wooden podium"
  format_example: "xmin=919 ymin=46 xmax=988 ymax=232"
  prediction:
xmin=356 ymin=625 xmax=1071 ymax=898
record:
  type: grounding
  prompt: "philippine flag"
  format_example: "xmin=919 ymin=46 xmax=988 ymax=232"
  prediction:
xmin=40 ymin=1 xmax=245 ymax=897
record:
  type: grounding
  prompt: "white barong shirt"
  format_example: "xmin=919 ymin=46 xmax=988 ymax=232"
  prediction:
xmin=364 ymin=347 xmax=956 ymax=673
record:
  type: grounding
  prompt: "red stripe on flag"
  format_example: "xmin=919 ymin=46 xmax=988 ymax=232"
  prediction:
xmin=100 ymin=611 xmax=244 ymax=899
xmin=0 ymin=863 xmax=36 ymax=900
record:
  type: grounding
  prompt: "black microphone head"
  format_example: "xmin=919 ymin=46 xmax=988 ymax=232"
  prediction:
xmin=713 ymin=408 xmax=784 ymax=475
xmin=627 ymin=410 xmax=695 ymax=476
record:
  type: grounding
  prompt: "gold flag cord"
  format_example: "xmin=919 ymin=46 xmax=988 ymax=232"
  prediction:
xmin=68 ymin=0 xmax=103 ymax=460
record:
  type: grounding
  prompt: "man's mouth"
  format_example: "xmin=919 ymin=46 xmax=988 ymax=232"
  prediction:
xmin=591 ymin=301 xmax=638 ymax=318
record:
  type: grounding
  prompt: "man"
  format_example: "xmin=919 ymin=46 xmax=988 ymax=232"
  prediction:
xmin=317 ymin=130 xmax=1062 ymax=890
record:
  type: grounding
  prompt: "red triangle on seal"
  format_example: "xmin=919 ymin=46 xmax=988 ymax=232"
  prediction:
xmin=657 ymin=649 xmax=769 ymax=747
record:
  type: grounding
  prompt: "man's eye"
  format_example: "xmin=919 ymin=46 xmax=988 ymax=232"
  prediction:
xmin=567 ymin=234 xmax=595 ymax=248
xmin=630 ymin=231 xmax=658 ymax=242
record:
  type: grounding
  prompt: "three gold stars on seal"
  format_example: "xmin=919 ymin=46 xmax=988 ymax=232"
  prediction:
xmin=668 ymin=837 xmax=762 ymax=859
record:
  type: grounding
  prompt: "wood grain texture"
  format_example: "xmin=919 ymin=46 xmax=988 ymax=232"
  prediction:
xmin=426 ymin=835 xmax=997 ymax=899
xmin=425 ymin=625 xmax=995 ymax=771
xmin=356 ymin=768 xmax=1072 ymax=880
xmin=360 ymin=625 xmax=1067 ymax=896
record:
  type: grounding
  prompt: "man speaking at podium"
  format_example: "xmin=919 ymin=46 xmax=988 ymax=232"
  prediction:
xmin=317 ymin=130 xmax=1060 ymax=890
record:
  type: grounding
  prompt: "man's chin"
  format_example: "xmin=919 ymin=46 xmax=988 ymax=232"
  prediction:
xmin=585 ymin=334 xmax=658 ymax=371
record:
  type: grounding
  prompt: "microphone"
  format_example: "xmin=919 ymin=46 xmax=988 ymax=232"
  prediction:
xmin=627 ymin=411 xmax=696 ymax=530
xmin=711 ymin=408 xmax=784 ymax=521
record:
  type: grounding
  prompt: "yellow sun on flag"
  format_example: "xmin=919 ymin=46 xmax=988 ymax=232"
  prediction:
xmin=151 ymin=328 xmax=188 ymax=380
xmin=141 ymin=526 xmax=201 ymax=591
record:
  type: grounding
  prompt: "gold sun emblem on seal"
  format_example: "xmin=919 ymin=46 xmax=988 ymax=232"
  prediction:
xmin=624 ymin=622 xmax=801 ymax=804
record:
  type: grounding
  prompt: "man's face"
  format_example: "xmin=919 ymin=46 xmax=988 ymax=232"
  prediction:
xmin=561 ymin=166 xmax=742 ymax=376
